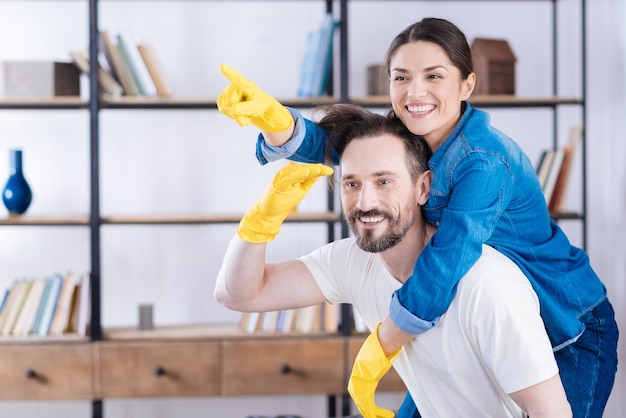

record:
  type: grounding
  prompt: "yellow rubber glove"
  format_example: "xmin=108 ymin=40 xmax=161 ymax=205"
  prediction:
xmin=217 ymin=64 xmax=293 ymax=132
xmin=348 ymin=323 xmax=402 ymax=418
xmin=239 ymin=163 xmax=334 ymax=243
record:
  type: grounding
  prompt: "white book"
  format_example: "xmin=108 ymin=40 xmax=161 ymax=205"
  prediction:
xmin=542 ymin=148 xmax=565 ymax=206
xmin=116 ymin=33 xmax=157 ymax=97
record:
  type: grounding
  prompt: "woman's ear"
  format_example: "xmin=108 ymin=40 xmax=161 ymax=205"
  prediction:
xmin=461 ymin=72 xmax=476 ymax=99
xmin=416 ymin=170 xmax=433 ymax=205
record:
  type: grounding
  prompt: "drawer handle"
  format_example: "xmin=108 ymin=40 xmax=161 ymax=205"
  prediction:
xmin=154 ymin=366 xmax=166 ymax=376
xmin=25 ymin=369 xmax=37 ymax=379
xmin=279 ymin=364 xmax=292 ymax=374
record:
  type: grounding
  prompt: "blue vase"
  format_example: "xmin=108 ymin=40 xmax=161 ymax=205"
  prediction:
xmin=2 ymin=149 xmax=32 ymax=215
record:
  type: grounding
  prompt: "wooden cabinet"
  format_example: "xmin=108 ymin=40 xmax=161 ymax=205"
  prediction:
xmin=96 ymin=341 xmax=220 ymax=398
xmin=221 ymin=337 xmax=345 ymax=396
xmin=0 ymin=343 xmax=93 ymax=400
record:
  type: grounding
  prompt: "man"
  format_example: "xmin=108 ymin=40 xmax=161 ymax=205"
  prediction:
xmin=214 ymin=105 xmax=571 ymax=418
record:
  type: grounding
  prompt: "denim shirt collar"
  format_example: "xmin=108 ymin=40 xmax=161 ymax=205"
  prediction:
xmin=428 ymin=101 xmax=472 ymax=171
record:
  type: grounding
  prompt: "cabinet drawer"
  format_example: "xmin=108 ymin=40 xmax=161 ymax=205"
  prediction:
xmin=97 ymin=341 xmax=219 ymax=398
xmin=222 ymin=337 xmax=344 ymax=395
xmin=0 ymin=343 xmax=93 ymax=400
xmin=348 ymin=337 xmax=406 ymax=393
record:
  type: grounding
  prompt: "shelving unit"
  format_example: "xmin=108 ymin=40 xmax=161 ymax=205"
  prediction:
xmin=0 ymin=1 xmax=587 ymax=418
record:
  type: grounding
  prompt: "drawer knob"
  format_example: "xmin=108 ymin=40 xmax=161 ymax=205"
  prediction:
xmin=279 ymin=364 xmax=291 ymax=374
xmin=154 ymin=366 xmax=166 ymax=376
xmin=25 ymin=369 xmax=37 ymax=379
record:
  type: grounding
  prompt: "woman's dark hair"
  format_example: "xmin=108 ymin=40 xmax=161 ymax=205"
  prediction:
xmin=385 ymin=17 xmax=474 ymax=80
xmin=317 ymin=104 xmax=431 ymax=181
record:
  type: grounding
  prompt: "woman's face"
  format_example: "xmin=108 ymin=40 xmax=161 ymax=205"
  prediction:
xmin=389 ymin=41 xmax=475 ymax=152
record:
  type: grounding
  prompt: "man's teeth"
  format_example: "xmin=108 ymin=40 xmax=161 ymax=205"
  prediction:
xmin=407 ymin=105 xmax=434 ymax=113
xmin=360 ymin=215 xmax=385 ymax=223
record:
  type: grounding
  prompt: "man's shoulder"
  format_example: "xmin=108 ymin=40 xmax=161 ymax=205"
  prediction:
xmin=458 ymin=245 xmax=533 ymax=296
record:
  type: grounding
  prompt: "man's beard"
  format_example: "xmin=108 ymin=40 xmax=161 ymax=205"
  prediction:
xmin=345 ymin=198 xmax=419 ymax=253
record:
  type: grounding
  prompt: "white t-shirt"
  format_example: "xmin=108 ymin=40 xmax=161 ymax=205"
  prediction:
xmin=300 ymin=241 xmax=558 ymax=418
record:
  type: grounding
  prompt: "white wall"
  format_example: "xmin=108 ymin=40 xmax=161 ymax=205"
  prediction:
xmin=0 ymin=1 xmax=623 ymax=417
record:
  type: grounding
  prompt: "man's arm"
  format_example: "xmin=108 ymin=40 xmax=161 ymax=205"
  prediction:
xmin=509 ymin=373 xmax=572 ymax=418
xmin=214 ymin=236 xmax=326 ymax=313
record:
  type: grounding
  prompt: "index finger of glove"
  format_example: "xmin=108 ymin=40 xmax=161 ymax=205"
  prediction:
xmin=220 ymin=64 xmax=255 ymax=92
xmin=274 ymin=164 xmax=333 ymax=191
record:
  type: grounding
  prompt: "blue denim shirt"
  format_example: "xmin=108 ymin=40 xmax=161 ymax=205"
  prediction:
xmin=256 ymin=104 xmax=607 ymax=349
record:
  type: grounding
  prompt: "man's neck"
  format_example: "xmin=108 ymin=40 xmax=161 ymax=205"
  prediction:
xmin=380 ymin=222 xmax=436 ymax=284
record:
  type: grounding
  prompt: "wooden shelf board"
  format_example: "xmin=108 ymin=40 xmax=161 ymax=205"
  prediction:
xmin=0 ymin=215 xmax=90 ymax=225
xmin=100 ymin=211 xmax=341 ymax=225
xmin=0 ymin=333 xmax=89 ymax=345
xmin=102 ymin=323 xmax=333 ymax=341
xmin=0 ymin=96 xmax=86 ymax=108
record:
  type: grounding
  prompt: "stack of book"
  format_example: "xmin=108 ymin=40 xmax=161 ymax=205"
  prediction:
xmin=71 ymin=31 xmax=172 ymax=99
xmin=240 ymin=301 xmax=339 ymax=335
xmin=296 ymin=14 xmax=339 ymax=98
xmin=535 ymin=125 xmax=583 ymax=213
xmin=0 ymin=272 xmax=90 ymax=338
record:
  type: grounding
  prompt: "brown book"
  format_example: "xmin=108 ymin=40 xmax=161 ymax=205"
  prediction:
xmin=48 ymin=273 xmax=79 ymax=335
xmin=100 ymin=31 xmax=138 ymax=96
xmin=70 ymin=49 xmax=123 ymax=98
xmin=137 ymin=44 xmax=173 ymax=97
xmin=549 ymin=125 xmax=583 ymax=212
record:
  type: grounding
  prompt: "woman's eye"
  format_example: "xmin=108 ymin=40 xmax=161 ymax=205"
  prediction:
xmin=393 ymin=75 xmax=406 ymax=82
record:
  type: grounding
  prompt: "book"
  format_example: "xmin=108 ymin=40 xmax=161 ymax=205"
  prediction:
xmin=260 ymin=310 xmax=280 ymax=333
xmin=294 ymin=303 xmax=321 ymax=333
xmin=278 ymin=309 xmax=296 ymax=333
xmin=310 ymin=14 xmax=338 ymax=97
xmin=48 ymin=272 xmax=79 ymax=335
xmin=31 ymin=277 xmax=52 ymax=334
xmin=1 ymin=279 xmax=32 ymax=336
xmin=549 ymin=125 xmax=583 ymax=212
xmin=13 ymin=278 xmax=46 ymax=336
xmin=100 ymin=30 xmax=137 ymax=96
xmin=35 ymin=273 xmax=63 ymax=336
xmin=323 ymin=301 xmax=339 ymax=333
xmin=0 ymin=287 xmax=10 ymax=319
xmin=297 ymin=28 xmax=321 ymax=97
xmin=0 ymin=280 xmax=20 ymax=333
xmin=296 ymin=14 xmax=338 ymax=97
xmin=72 ymin=273 xmax=91 ymax=336
xmin=536 ymin=149 xmax=555 ymax=190
xmin=116 ymin=33 xmax=157 ymax=97
xmin=70 ymin=49 xmax=123 ymax=99
xmin=244 ymin=312 xmax=263 ymax=334
xmin=3 ymin=280 xmax=30 ymax=335
xmin=137 ymin=44 xmax=173 ymax=97
xmin=542 ymin=148 xmax=565 ymax=206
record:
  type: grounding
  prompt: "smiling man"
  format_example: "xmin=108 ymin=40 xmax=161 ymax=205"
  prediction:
xmin=214 ymin=104 xmax=570 ymax=418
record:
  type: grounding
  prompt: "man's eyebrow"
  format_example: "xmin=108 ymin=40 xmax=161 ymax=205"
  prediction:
xmin=341 ymin=170 xmax=398 ymax=180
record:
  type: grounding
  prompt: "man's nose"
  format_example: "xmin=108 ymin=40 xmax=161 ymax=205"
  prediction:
xmin=357 ymin=186 xmax=379 ymax=211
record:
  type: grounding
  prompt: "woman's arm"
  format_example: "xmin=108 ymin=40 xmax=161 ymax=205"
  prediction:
xmin=391 ymin=152 xmax=514 ymax=331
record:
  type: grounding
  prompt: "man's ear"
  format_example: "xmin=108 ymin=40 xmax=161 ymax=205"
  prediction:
xmin=416 ymin=170 xmax=433 ymax=205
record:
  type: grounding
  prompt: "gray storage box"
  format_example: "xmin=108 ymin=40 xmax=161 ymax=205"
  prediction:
xmin=0 ymin=61 xmax=80 ymax=99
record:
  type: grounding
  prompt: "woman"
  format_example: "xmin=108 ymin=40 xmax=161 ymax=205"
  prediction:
xmin=217 ymin=17 xmax=618 ymax=418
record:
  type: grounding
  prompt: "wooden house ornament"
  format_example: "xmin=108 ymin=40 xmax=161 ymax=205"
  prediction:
xmin=471 ymin=38 xmax=516 ymax=95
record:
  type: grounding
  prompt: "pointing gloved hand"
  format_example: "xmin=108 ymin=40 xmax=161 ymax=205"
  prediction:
xmin=217 ymin=64 xmax=293 ymax=132
xmin=238 ymin=163 xmax=334 ymax=243
xmin=348 ymin=322 xmax=402 ymax=418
